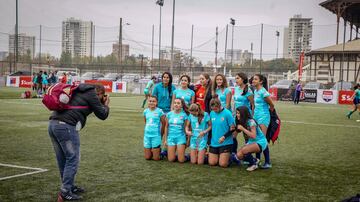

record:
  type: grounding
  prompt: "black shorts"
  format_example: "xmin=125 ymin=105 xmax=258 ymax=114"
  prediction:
xmin=209 ymin=144 xmax=232 ymax=155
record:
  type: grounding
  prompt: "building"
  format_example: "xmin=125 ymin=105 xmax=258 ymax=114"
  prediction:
xmin=112 ymin=43 xmax=130 ymax=60
xmin=226 ymin=49 xmax=253 ymax=65
xmin=283 ymin=15 xmax=313 ymax=64
xmin=62 ymin=18 xmax=94 ymax=58
xmin=0 ymin=51 xmax=8 ymax=61
xmin=305 ymin=0 xmax=360 ymax=84
xmin=9 ymin=33 xmax=35 ymax=59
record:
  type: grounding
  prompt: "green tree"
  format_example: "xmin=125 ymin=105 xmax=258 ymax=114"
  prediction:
xmin=60 ymin=52 xmax=72 ymax=66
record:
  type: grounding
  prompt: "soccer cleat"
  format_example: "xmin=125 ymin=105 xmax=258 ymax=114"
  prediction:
xmin=346 ymin=112 xmax=351 ymax=119
xmin=230 ymin=153 xmax=241 ymax=165
xmin=71 ymin=186 xmax=85 ymax=194
xmin=246 ymin=164 xmax=258 ymax=172
xmin=260 ymin=163 xmax=272 ymax=169
xmin=59 ymin=191 xmax=82 ymax=201
xmin=160 ymin=150 xmax=168 ymax=160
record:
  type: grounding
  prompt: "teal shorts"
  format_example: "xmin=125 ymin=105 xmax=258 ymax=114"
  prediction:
xmin=254 ymin=114 xmax=270 ymax=127
xmin=167 ymin=135 xmax=186 ymax=146
xmin=247 ymin=139 xmax=268 ymax=152
xmin=190 ymin=135 xmax=208 ymax=151
xmin=144 ymin=136 xmax=161 ymax=149
xmin=144 ymin=89 xmax=149 ymax=95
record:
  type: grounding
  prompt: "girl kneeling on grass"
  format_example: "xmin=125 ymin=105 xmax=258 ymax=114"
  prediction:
xmin=143 ymin=96 xmax=166 ymax=161
xmin=235 ymin=106 xmax=268 ymax=171
xmin=208 ymin=96 xmax=235 ymax=168
xmin=185 ymin=103 xmax=212 ymax=164
xmin=163 ymin=98 xmax=189 ymax=163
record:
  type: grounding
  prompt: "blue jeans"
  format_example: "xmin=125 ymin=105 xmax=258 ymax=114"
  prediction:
xmin=48 ymin=120 xmax=80 ymax=192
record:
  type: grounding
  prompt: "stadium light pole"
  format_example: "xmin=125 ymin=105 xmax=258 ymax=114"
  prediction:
xmin=230 ymin=18 xmax=235 ymax=69
xmin=170 ymin=0 xmax=176 ymax=74
xmin=276 ymin=31 xmax=280 ymax=59
xmin=156 ymin=0 xmax=164 ymax=73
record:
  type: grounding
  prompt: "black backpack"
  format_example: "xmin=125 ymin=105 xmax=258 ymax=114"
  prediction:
xmin=266 ymin=109 xmax=281 ymax=144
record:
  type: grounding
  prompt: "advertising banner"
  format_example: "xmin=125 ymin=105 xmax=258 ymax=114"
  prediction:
xmin=338 ymin=90 xmax=354 ymax=105
xmin=6 ymin=76 xmax=19 ymax=87
xmin=112 ymin=82 xmax=127 ymax=93
xmin=269 ymin=88 xmax=278 ymax=101
xmin=19 ymin=76 xmax=32 ymax=88
xmin=84 ymin=80 xmax=113 ymax=92
xmin=303 ymin=89 xmax=317 ymax=103
xmin=316 ymin=90 xmax=338 ymax=104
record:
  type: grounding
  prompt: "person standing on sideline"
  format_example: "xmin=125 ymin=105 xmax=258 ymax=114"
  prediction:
xmin=252 ymin=74 xmax=275 ymax=169
xmin=152 ymin=72 xmax=176 ymax=114
xmin=48 ymin=84 xmax=110 ymax=200
xmin=232 ymin=72 xmax=254 ymax=156
xmin=143 ymin=96 xmax=165 ymax=160
xmin=61 ymin=72 xmax=67 ymax=84
xmin=142 ymin=76 xmax=157 ymax=108
xmin=213 ymin=74 xmax=232 ymax=111
xmin=172 ymin=75 xmax=195 ymax=108
xmin=294 ymin=81 xmax=302 ymax=104
xmin=32 ymin=72 xmax=38 ymax=92
xmin=347 ymin=83 xmax=360 ymax=119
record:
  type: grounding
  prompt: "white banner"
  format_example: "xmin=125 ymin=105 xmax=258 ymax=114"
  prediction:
xmin=6 ymin=76 xmax=20 ymax=87
xmin=112 ymin=81 xmax=127 ymax=93
xmin=316 ymin=89 xmax=338 ymax=104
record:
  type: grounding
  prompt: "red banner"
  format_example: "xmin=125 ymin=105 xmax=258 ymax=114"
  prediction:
xmin=84 ymin=80 xmax=113 ymax=92
xmin=269 ymin=88 xmax=278 ymax=101
xmin=19 ymin=76 xmax=32 ymax=88
xmin=338 ymin=90 xmax=354 ymax=105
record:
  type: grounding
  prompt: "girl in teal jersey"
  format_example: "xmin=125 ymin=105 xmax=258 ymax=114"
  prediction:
xmin=252 ymin=74 xmax=275 ymax=169
xmin=185 ymin=103 xmax=212 ymax=165
xmin=152 ymin=72 xmax=176 ymax=113
xmin=213 ymin=74 xmax=232 ymax=110
xmin=163 ymin=98 xmax=189 ymax=163
xmin=142 ymin=76 xmax=157 ymax=108
xmin=232 ymin=72 xmax=254 ymax=155
xmin=208 ymin=96 xmax=235 ymax=168
xmin=172 ymin=75 xmax=195 ymax=108
xmin=235 ymin=106 xmax=268 ymax=171
xmin=143 ymin=96 xmax=166 ymax=160
xmin=347 ymin=84 xmax=360 ymax=119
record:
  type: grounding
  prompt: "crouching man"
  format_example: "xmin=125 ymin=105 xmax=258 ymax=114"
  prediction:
xmin=48 ymin=84 xmax=110 ymax=201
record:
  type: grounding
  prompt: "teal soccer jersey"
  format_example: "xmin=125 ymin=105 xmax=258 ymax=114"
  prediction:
xmin=152 ymin=83 xmax=176 ymax=113
xmin=143 ymin=108 xmax=164 ymax=137
xmin=166 ymin=111 xmax=188 ymax=137
xmin=246 ymin=119 xmax=268 ymax=151
xmin=189 ymin=112 xmax=210 ymax=137
xmin=233 ymin=86 xmax=253 ymax=112
xmin=173 ymin=88 xmax=195 ymax=106
xmin=215 ymin=88 xmax=231 ymax=109
xmin=210 ymin=108 xmax=234 ymax=147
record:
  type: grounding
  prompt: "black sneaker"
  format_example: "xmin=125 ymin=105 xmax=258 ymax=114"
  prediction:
xmin=59 ymin=191 xmax=82 ymax=201
xmin=72 ymin=186 xmax=85 ymax=194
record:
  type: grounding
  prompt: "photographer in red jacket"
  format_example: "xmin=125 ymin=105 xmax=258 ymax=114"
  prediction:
xmin=48 ymin=84 xmax=109 ymax=201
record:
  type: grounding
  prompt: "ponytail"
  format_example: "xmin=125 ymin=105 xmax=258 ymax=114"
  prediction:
xmin=237 ymin=72 xmax=249 ymax=96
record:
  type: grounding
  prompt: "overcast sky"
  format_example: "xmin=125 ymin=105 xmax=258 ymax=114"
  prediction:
xmin=0 ymin=0 xmax=344 ymax=62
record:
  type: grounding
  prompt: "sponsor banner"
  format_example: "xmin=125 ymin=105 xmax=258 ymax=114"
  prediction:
xmin=338 ymin=90 xmax=354 ymax=105
xmin=317 ymin=90 xmax=338 ymax=104
xmin=269 ymin=88 xmax=278 ymax=101
xmin=84 ymin=80 xmax=113 ymax=92
xmin=278 ymin=88 xmax=295 ymax=101
xmin=303 ymin=89 xmax=317 ymax=103
xmin=112 ymin=81 xmax=127 ymax=93
xmin=19 ymin=76 xmax=32 ymax=88
xmin=6 ymin=76 xmax=20 ymax=87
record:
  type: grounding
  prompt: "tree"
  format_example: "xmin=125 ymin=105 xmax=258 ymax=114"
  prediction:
xmin=60 ymin=52 xmax=72 ymax=66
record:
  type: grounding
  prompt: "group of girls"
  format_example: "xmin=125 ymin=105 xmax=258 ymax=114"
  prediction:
xmin=143 ymin=71 xmax=275 ymax=171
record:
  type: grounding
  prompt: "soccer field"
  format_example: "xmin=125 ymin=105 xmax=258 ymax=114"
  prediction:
xmin=0 ymin=87 xmax=359 ymax=201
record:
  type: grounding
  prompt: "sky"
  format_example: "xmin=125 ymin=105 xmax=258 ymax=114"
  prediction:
xmin=0 ymin=0 xmax=345 ymax=62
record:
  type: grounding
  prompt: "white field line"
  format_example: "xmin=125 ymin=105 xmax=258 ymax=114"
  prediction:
xmin=0 ymin=163 xmax=48 ymax=181
xmin=283 ymin=120 xmax=360 ymax=129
